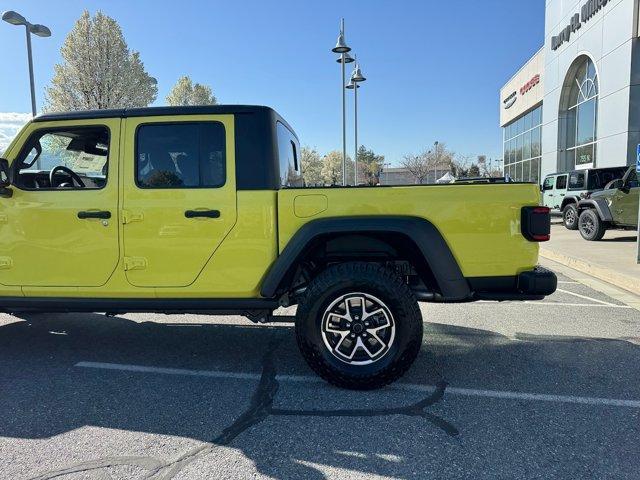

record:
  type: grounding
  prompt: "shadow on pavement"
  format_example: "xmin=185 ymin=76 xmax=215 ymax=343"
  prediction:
xmin=0 ymin=313 xmax=639 ymax=479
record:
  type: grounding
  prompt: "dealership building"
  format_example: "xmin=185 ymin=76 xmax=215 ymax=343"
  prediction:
xmin=500 ymin=0 xmax=640 ymax=184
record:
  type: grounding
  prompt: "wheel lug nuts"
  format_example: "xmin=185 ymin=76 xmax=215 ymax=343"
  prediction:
xmin=364 ymin=322 xmax=369 ymax=327
xmin=350 ymin=333 xmax=356 ymax=338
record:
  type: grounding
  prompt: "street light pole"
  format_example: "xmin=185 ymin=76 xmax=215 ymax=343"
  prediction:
xmin=332 ymin=19 xmax=351 ymax=186
xmin=347 ymin=60 xmax=366 ymax=185
xmin=2 ymin=10 xmax=51 ymax=117
xmin=25 ymin=25 xmax=36 ymax=116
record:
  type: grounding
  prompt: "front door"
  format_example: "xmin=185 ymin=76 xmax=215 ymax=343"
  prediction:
xmin=611 ymin=170 xmax=639 ymax=226
xmin=542 ymin=176 xmax=555 ymax=208
xmin=121 ymin=115 xmax=237 ymax=287
xmin=0 ymin=119 xmax=121 ymax=287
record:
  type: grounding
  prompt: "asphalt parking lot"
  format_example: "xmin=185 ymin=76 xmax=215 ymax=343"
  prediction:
xmin=1 ymin=261 xmax=639 ymax=479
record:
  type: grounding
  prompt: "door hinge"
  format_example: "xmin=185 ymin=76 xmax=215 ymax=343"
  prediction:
xmin=123 ymin=256 xmax=147 ymax=271
xmin=122 ymin=210 xmax=144 ymax=225
xmin=0 ymin=257 xmax=12 ymax=269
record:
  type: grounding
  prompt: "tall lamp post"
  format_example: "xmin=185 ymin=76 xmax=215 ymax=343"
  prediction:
xmin=332 ymin=19 xmax=351 ymax=186
xmin=2 ymin=11 xmax=51 ymax=117
xmin=346 ymin=59 xmax=366 ymax=185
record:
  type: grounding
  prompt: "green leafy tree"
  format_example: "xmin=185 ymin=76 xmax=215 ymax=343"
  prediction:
xmin=45 ymin=11 xmax=157 ymax=111
xmin=356 ymin=145 xmax=384 ymax=185
xmin=300 ymin=147 xmax=324 ymax=186
xmin=166 ymin=76 xmax=217 ymax=106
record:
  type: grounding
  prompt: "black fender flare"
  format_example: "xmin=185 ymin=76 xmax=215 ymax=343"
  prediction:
xmin=577 ymin=199 xmax=613 ymax=222
xmin=260 ymin=216 xmax=470 ymax=301
xmin=560 ymin=196 xmax=579 ymax=210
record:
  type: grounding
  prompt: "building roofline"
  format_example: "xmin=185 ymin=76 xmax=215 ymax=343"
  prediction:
xmin=500 ymin=46 xmax=544 ymax=93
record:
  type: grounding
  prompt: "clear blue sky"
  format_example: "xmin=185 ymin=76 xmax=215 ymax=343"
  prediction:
xmin=0 ymin=0 xmax=544 ymax=164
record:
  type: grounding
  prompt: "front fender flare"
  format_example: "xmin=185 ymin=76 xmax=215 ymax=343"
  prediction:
xmin=577 ymin=199 xmax=613 ymax=222
xmin=260 ymin=216 xmax=470 ymax=301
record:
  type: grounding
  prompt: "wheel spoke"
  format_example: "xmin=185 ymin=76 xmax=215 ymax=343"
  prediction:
xmin=321 ymin=292 xmax=396 ymax=365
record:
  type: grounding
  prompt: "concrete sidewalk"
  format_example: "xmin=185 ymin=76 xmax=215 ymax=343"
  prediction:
xmin=540 ymin=224 xmax=640 ymax=296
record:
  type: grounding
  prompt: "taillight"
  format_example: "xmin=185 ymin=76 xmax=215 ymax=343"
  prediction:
xmin=521 ymin=206 xmax=551 ymax=242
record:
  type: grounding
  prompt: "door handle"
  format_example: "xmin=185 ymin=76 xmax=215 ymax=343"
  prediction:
xmin=185 ymin=209 xmax=220 ymax=219
xmin=78 ymin=210 xmax=111 ymax=219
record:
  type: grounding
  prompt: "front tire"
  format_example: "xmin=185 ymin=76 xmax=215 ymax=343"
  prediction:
xmin=578 ymin=209 xmax=606 ymax=241
xmin=563 ymin=203 xmax=579 ymax=230
xmin=295 ymin=262 xmax=423 ymax=390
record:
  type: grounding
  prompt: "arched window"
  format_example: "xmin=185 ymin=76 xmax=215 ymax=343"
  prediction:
xmin=559 ymin=56 xmax=598 ymax=170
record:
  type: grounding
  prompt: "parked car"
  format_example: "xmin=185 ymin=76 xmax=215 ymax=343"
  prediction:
xmin=0 ymin=105 xmax=556 ymax=389
xmin=542 ymin=167 xmax=627 ymax=230
xmin=576 ymin=166 xmax=639 ymax=241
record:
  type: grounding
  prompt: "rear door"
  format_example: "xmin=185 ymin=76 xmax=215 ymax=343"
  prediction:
xmin=542 ymin=176 xmax=555 ymax=208
xmin=121 ymin=115 xmax=237 ymax=287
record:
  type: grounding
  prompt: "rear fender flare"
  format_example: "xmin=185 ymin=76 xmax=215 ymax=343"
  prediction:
xmin=260 ymin=216 xmax=471 ymax=301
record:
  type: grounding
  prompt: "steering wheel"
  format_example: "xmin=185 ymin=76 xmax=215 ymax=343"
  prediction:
xmin=50 ymin=165 xmax=86 ymax=188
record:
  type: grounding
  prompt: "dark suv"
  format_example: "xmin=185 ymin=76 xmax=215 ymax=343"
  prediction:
xmin=577 ymin=166 xmax=639 ymax=241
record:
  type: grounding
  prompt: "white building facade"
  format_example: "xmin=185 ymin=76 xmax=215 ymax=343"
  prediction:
xmin=500 ymin=0 xmax=640 ymax=183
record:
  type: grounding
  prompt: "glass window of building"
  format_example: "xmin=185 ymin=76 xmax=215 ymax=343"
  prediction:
xmin=502 ymin=104 xmax=543 ymax=183
xmin=560 ymin=56 xmax=598 ymax=169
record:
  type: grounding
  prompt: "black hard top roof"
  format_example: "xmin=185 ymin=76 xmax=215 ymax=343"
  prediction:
xmin=33 ymin=104 xmax=276 ymax=121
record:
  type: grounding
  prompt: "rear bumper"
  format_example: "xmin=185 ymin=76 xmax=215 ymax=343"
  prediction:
xmin=469 ymin=266 xmax=558 ymax=301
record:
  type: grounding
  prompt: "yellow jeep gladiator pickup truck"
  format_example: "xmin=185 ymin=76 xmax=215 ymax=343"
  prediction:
xmin=0 ymin=105 xmax=556 ymax=389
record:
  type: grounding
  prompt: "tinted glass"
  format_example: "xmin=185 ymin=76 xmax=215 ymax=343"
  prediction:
xmin=276 ymin=122 xmax=303 ymax=187
xmin=555 ymin=175 xmax=567 ymax=189
xmin=569 ymin=171 xmax=585 ymax=189
xmin=530 ymin=158 xmax=540 ymax=185
xmin=136 ymin=122 xmax=225 ymax=188
xmin=588 ymin=168 xmax=627 ymax=189
xmin=627 ymin=169 xmax=638 ymax=188
xmin=576 ymin=99 xmax=596 ymax=146
xmin=543 ymin=177 xmax=554 ymax=190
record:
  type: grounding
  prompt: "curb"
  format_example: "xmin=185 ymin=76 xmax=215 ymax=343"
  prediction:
xmin=540 ymin=248 xmax=640 ymax=296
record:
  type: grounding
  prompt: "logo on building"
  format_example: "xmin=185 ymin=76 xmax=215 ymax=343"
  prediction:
xmin=503 ymin=91 xmax=517 ymax=110
xmin=520 ymin=74 xmax=541 ymax=95
xmin=551 ymin=0 xmax=611 ymax=51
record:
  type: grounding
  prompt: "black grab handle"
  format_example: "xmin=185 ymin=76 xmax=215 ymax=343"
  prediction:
xmin=185 ymin=209 xmax=221 ymax=219
xmin=78 ymin=210 xmax=111 ymax=219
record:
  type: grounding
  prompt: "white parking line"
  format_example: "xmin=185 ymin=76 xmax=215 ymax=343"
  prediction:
xmin=555 ymin=288 xmax=620 ymax=307
xmin=475 ymin=301 xmax=632 ymax=309
xmin=75 ymin=361 xmax=640 ymax=409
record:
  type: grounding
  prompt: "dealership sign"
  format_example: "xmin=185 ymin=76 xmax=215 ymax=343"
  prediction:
xmin=552 ymin=0 xmax=611 ymax=50
xmin=520 ymin=74 xmax=540 ymax=95
xmin=503 ymin=91 xmax=517 ymax=109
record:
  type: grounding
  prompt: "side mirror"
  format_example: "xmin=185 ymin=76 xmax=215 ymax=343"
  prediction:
xmin=0 ymin=159 xmax=10 ymax=188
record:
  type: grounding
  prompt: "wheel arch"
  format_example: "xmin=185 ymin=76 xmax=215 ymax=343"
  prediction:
xmin=577 ymin=199 xmax=613 ymax=222
xmin=260 ymin=216 xmax=470 ymax=301
xmin=561 ymin=196 xmax=579 ymax=210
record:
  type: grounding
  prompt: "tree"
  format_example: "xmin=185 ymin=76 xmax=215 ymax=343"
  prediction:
xmin=300 ymin=146 xmax=324 ymax=186
xmin=401 ymin=142 xmax=454 ymax=184
xmin=356 ymin=145 xmax=384 ymax=186
xmin=166 ymin=76 xmax=217 ymax=106
xmin=401 ymin=150 xmax=432 ymax=184
xmin=45 ymin=11 xmax=157 ymax=111
xmin=321 ymin=151 xmax=344 ymax=186
xmin=468 ymin=163 xmax=481 ymax=177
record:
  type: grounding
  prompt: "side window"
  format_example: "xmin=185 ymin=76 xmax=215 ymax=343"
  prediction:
xmin=626 ymin=169 xmax=638 ymax=188
xmin=555 ymin=175 xmax=567 ymax=189
xmin=568 ymin=171 xmax=585 ymax=189
xmin=14 ymin=126 xmax=109 ymax=190
xmin=543 ymin=177 xmax=554 ymax=191
xmin=136 ymin=122 xmax=225 ymax=189
xmin=276 ymin=121 xmax=303 ymax=187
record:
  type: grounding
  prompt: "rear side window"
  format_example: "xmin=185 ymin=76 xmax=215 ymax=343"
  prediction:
xmin=136 ymin=122 xmax=225 ymax=188
xmin=276 ymin=121 xmax=303 ymax=187
xmin=588 ymin=168 xmax=627 ymax=189
xmin=555 ymin=175 xmax=567 ymax=189
xmin=568 ymin=171 xmax=585 ymax=190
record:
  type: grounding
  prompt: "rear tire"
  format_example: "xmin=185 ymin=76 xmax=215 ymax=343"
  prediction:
xmin=295 ymin=262 xmax=423 ymax=390
xmin=562 ymin=203 xmax=579 ymax=230
xmin=578 ymin=209 xmax=606 ymax=241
